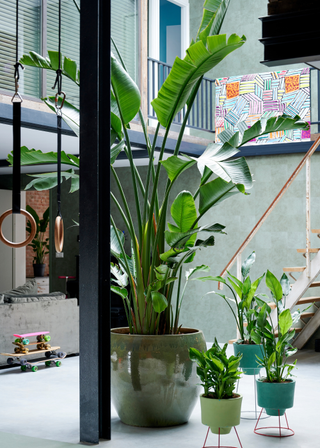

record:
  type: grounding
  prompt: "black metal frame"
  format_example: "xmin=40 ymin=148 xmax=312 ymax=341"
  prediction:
xmin=79 ymin=0 xmax=111 ymax=443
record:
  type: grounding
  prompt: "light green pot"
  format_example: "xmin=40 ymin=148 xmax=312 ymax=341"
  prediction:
xmin=111 ymin=327 xmax=206 ymax=427
xmin=256 ymin=378 xmax=296 ymax=416
xmin=200 ymin=394 xmax=243 ymax=435
xmin=233 ymin=342 xmax=263 ymax=375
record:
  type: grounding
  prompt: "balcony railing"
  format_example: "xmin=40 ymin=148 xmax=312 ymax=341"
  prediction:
xmin=147 ymin=57 xmax=216 ymax=133
xmin=148 ymin=59 xmax=320 ymax=137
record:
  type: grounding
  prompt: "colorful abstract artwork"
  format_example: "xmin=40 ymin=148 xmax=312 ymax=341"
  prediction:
xmin=215 ymin=68 xmax=310 ymax=145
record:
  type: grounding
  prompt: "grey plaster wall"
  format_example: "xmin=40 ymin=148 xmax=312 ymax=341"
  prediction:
xmin=112 ymin=152 xmax=320 ymax=343
xmin=49 ymin=180 xmax=79 ymax=294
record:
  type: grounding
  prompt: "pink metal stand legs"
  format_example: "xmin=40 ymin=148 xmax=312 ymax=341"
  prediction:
xmin=202 ymin=427 xmax=243 ymax=448
xmin=254 ymin=408 xmax=294 ymax=437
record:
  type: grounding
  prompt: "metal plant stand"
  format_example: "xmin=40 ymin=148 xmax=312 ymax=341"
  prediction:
xmin=254 ymin=408 xmax=294 ymax=437
xmin=236 ymin=372 xmax=269 ymax=420
xmin=202 ymin=427 xmax=243 ymax=448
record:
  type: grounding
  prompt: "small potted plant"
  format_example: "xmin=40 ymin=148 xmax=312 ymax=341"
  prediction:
xmin=26 ymin=205 xmax=50 ymax=277
xmin=200 ymin=252 xmax=267 ymax=374
xmin=252 ymin=270 xmax=305 ymax=416
xmin=189 ymin=339 xmax=242 ymax=435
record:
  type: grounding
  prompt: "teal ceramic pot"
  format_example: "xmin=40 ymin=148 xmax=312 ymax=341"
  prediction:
xmin=111 ymin=327 xmax=207 ymax=427
xmin=200 ymin=394 xmax=243 ymax=435
xmin=256 ymin=378 xmax=296 ymax=416
xmin=233 ymin=342 xmax=263 ymax=375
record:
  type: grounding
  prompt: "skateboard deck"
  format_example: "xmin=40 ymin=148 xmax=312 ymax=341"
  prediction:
xmin=20 ymin=352 xmax=67 ymax=372
xmin=1 ymin=346 xmax=60 ymax=358
xmin=13 ymin=331 xmax=50 ymax=338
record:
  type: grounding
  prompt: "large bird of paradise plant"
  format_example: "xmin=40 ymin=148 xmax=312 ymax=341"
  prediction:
xmin=10 ymin=0 xmax=309 ymax=334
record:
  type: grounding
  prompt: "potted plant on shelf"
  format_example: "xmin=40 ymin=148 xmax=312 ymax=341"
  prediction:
xmin=189 ymin=339 xmax=243 ymax=435
xmin=13 ymin=0 xmax=310 ymax=428
xmin=251 ymin=270 xmax=304 ymax=416
xmin=198 ymin=252 xmax=268 ymax=375
xmin=26 ymin=205 xmax=50 ymax=277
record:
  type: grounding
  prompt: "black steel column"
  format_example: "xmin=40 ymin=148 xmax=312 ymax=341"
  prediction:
xmin=79 ymin=0 xmax=111 ymax=443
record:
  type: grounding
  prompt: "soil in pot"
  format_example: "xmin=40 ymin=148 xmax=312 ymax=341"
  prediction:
xmin=111 ymin=327 xmax=206 ymax=427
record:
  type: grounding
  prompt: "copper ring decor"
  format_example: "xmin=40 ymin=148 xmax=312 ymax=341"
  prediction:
xmin=0 ymin=209 xmax=36 ymax=248
xmin=54 ymin=215 xmax=64 ymax=253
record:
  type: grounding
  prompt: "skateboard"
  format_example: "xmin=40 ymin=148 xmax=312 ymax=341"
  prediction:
xmin=1 ymin=331 xmax=67 ymax=371
xmin=12 ymin=331 xmax=52 ymax=354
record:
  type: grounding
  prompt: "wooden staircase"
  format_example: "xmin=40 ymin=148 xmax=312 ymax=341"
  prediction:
xmin=278 ymin=244 xmax=320 ymax=349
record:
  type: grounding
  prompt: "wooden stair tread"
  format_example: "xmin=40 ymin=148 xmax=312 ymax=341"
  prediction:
xmin=311 ymin=229 xmax=320 ymax=233
xmin=268 ymin=302 xmax=277 ymax=309
xmin=283 ymin=267 xmax=306 ymax=272
xmin=309 ymin=282 xmax=320 ymax=288
xmin=297 ymin=296 xmax=320 ymax=305
xmin=297 ymin=248 xmax=319 ymax=253
xmin=300 ymin=312 xmax=315 ymax=319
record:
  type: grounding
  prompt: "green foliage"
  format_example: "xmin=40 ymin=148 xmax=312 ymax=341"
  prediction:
xmin=189 ymin=339 xmax=242 ymax=398
xmin=26 ymin=205 xmax=50 ymax=264
xmin=201 ymin=252 xmax=266 ymax=343
xmin=14 ymin=0 xmax=310 ymax=335
xmin=251 ymin=271 xmax=304 ymax=382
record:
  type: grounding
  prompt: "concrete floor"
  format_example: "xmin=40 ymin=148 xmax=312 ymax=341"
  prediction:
xmin=0 ymin=348 xmax=319 ymax=448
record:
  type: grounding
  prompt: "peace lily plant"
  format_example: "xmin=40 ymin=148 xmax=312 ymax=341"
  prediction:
xmin=10 ymin=0 xmax=310 ymax=336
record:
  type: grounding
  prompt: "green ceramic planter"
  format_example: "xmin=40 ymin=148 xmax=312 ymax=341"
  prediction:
xmin=111 ymin=327 xmax=206 ymax=427
xmin=233 ymin=342 xmax=263 ymax=375
xmin=200 ymin=394 xmax=243 ymax=435
xmin=256 ymin=378 xmax=296 ymax=416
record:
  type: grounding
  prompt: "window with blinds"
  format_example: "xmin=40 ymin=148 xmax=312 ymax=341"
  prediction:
xmin=111 ymin=0 xmax=138 ymax=83
xmin=46 ymin=0 xmax=80 ymax=108
xmin=0 ymin=0 xmax=41 ymax=98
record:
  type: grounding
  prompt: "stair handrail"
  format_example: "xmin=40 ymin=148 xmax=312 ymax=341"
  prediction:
xmin=218 ymin=135 xmax=320 ymax=289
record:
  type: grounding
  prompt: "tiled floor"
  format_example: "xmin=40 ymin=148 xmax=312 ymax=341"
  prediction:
xmin=0 ymin=348 xmax=319 ymax=447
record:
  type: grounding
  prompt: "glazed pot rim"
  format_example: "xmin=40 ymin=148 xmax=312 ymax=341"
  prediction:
xmin=111 ymin=326 xmax=203 ymax=336
xmin=233 ymin=341 xmax=262 ymax=346
xmin=200 ymin=393 xmax=243 ymax=401
xmin=256 ymin=377 xmax=296 ymax=384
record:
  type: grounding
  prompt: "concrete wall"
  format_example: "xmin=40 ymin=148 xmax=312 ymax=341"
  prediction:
xmin=111 ymin=151 xmax=320 ymax=343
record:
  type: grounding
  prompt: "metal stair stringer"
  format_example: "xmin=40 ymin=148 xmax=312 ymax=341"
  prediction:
xmin=294 ymin=306 xmax=320 ymax=349
xmin=270 ymin=249 xmax=320 ymax=338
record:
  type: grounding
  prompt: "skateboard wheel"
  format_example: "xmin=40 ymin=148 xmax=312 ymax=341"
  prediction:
xmin=44 ymin=335 xmax=51 ymax=342
xmin=14 ymin=347 xmax=20 ymax=353
xmin=57 ymin=352 xmax=64 ymax=358
xmin=7 ymin=357 xmax=14 ymax=365
xmin=55 ymin=361 xmax=61 ymax=367
xmin=22 ymin=338 xmax=29 ymax=345
xmin=44 ymin=344 xmax=51 ymax=350
xmin=21 ymin=365 xmax=27 ymax=372
xmin=45 ymin=361 xmax=51 ymax=367
xmin=31 ymin=366 xmax=38 ymax=372
xmin=20 ymin=359 xmax=28 ymax=366
xmin=15 ymin=338 xmax=21 ymax=343
xmin=45 ymin=351 xmax=52 ymax=358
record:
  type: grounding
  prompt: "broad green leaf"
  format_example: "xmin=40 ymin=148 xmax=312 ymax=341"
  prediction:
xmin=155 ymin=264 xmax=169 ymax=281
xmin=170 ymin=191 xmax=198 ymax=246
xmin=8 ymin=146 xmax=79 ymax=168
xmin=25 ymin=169 xmax=78 ymax=192
xmin=165 ymin=223 xmax=225 ymax=248
xmin=194 ymin=143 xmax=252 ymax=189
xmin=280 ymin=273 xmax=290 ymax=297
xmin=151 ymin=291 xmax=168 ymax=313
xmin=111 ymin=90 xmax=123 ymax=140
xmin=266 ymin=270 xmax=283 ymax=302
xmin=44 ymin=96 xmax=79 ymax=137
xmin=111 ymin=52 xmax=140 ymax=125
xmin=199 ymin=177 xmax=246 ymax=217
xmin=20 ymin=50 xmax=80 ymax=86
xmin=189 ymin=347 xmax=205 ymax=366
xmin=111 ymin=140 xmax=126 ymax=165
xmin=110 ymin=225 xmax=125 ymax=257
xmin=279 ymin=309 xmax=293 ymax=336
xmin=267 ymin=351 xmax=276 ymax=371
xmin=110 ymin=262 xmax=129 ymax=288
xmin=243 ymin=274 xmax=264 ymax=309
xmin=241 ymin=251 xmax=255 ymax=279
xmin=111 ymin=285 xmax=128 ymax=299
xmin=185 ymin=265 xmax=210 ymax=280
xmin=151 ymin=33 xmax=245 ymax=128
xmin=196 ymin=0 xmax=231 ymax=45
xmin=160 ymin=156 xmax=196 ymax=182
